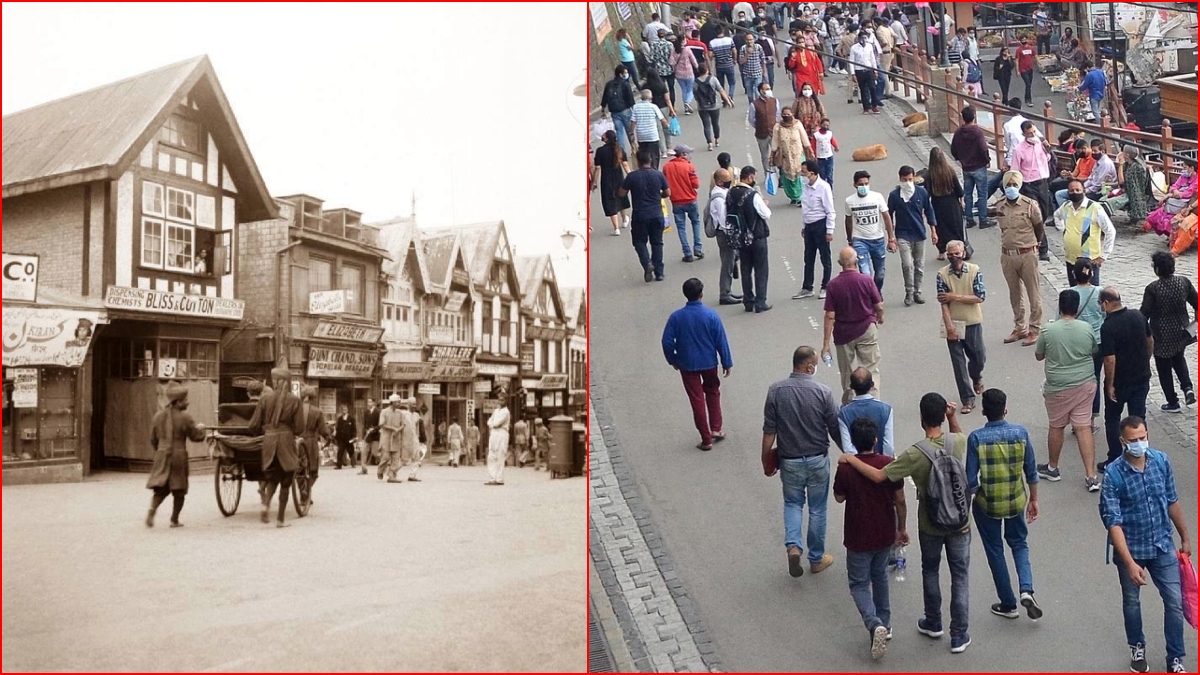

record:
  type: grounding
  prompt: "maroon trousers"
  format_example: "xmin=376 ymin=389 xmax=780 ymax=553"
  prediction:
xmin=681 ymin=368 xmax=723 ymax=446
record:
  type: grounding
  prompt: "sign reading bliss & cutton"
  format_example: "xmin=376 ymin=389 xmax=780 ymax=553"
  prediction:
xmin=104 ymin=286 xmax=244 ymax=320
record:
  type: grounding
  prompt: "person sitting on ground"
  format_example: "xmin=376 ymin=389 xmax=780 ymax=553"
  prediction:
xmin=1168 ymin=196 xmax=1198 ymax=257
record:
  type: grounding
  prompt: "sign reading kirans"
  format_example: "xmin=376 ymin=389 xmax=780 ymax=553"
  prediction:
xmin=105 ymin=286 xmax=244 ymax=320
xmin=540 ymin=374 xmax=569 ymax=389
xmin=3 ymin=307 xmax=107 ymax=368
xmin=307 ymin=347 xmax=377 ymax=378
xmin=308 ymin=290 xmax=346 ymax=315
xmin=312 ymin=321 xmax=384 ymax=344
xmin=2 ymin=253 xmax=39 ymax=302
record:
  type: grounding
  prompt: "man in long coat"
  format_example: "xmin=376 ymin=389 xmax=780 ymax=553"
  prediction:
xmin=485 ymin=388 xmax=512 ymax=486
xmin=145 ymin=383 xmax=206 ymax=528
xmin=249 ymin=367 xmax=302 ymax=527
xmin=297 ymin=386 xmax=332 ymax=491
xmin=359 ymin=397 xmax=381 ymax=474
xmin=447 ymin=419 xmax=465 ymax=467
xmin=378 ymin=394 xmax=406 ymax=482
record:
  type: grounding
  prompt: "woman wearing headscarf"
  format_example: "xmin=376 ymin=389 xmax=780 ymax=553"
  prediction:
xmin=1116 ymin=144 xmax=1150 ymax=230
xmin=145 ymin=383 xmax=207 ymax=528
xmin=787 ymin=37 xmax=825 ymax=96
xmin=249 ymin=367 xmax=303 ymax=527
xmin=771 ymin=107 xmax=811 ymax=205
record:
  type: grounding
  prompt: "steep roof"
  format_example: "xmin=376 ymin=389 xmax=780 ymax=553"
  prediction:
xmin=423 ymin=221 xmax=507 ymax=286
xmin=560 ymin=287 xmax=586 ymax=330
xmin=514 ymin=254 xmax=564 ymax=319
xmin=371 ymin=216 xmax=432 ymax=292
xmin=420 ymin=232 xmax=460 ymax=293
xmin=2 ymin=55 xmax=276 ymax=221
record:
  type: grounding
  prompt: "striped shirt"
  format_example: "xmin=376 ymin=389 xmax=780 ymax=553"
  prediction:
xmin=1100 ymin=449 xmax=1180 ymax=560
xmin=710 ymin=36 xmax=736 ymax=69
xmin=631 ymin=101 xmax=664 ymax=142
xmin=966 ymin=420 xmax=1039 ymax=519
xmin=739 ymin=43 xmax=765 ymax=77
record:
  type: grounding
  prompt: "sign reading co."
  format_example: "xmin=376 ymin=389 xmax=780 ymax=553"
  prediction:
xmin=2 ymin=253 xmax=39 ymax=302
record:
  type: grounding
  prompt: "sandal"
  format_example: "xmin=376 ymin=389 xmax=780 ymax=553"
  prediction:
xmin=696 ymin=443 xmax=713 ymax=451
xmin=974 ymin=380 xmax=985 ymax=395
xmin=960 ymin=403 xmax=974 ymax=415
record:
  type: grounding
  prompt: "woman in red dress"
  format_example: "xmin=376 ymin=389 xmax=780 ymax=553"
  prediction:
xmin=787 ymin=41 xmax=825 ymax=96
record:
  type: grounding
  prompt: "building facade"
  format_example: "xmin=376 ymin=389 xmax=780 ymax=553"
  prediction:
xmin=562 ymin=287 xmax=587 ymax=422
xmin=514 ymin=255 xmax=570 ymax=423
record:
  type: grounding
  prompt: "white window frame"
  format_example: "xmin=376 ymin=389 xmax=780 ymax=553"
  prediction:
xmin=142 ymin=182 xmax=165 ymax=217
xmin=164 ymin=223 xmax=196 ymax=273
xmin=141 ymin=217 xmax=164 ymax=269
xmin=166 ymin=187 xmax=194 ymax=223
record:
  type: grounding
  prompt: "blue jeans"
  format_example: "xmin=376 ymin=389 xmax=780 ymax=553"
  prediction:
xmin=847 ymin=547 xmax=892 ymax=633
xmin=1089 ymin=97 xmax=1103 ymax=122
xmin=622 ymin=60 xmax=639 ymax=87
xmin=817 ymin=157 xmax=834 ymax=186
xmin=852 ymin=237 xmax=887 ymax=292
xmin=1054 ymin=188 xmax=1069 ymax=209
xmin=987 ymin=170 xmax=1004 ymax=201
xmin=678 ymin=77 xmax=695 ymax=107
xmin=963 ymin=167 xmax=989 ymax=225
xmin=611 ymin=108 xmax=633 ymax=156
xmin=717 ymin=66 xmax=738 ymax=97
xmin=742 ymin=74 xmax=762 ymax=104
xmin=875 ymin=69 xmax=888 ymax=100
xmin=919 ymin=529 xmax=971 ymax=638
xmin=673 ymin=202 xmax=703 ymax=256
xmin=1117 ymin=549 xmax=1186 ymax=665
xmin=972 ymin=502 xmax=1033 ymax=610
xmin=779 ymin=454 xmax=830 ymax=563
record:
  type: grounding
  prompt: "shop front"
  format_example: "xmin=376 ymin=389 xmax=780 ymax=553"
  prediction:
xmin=426 ymin=346 xmax=475 ymax=450
xmin=2 ymin=301 xmax=108 ymax=483
xmin=303 ymin=342 xmax=380 ymax=430
xmin=523 ymin=373 xmax=569 ymax=422
xmin=381 ymin=360 xmax=431 ymax=403
xmin=474 ymin=359 xmax=519 ymax=449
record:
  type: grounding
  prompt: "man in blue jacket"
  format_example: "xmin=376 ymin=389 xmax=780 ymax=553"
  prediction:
xmin=663 ymin=278 xmax=734 ymax=451
xmin=1078 ymin=62 xmax=1106 ymax=123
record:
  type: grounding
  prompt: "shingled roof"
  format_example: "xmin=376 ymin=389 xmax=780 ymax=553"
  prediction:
xmin=423 ymin=221 xmax=508 ymax=287
xmin=2 ymin=55 xmax=276 ymax=221
xmin=560 ymin=287 xmax=586 ymax=331
xmin=514 ymin=254 xmax=564 ymax=319
xmin=372 ymin=216 xmax=433 ymax=292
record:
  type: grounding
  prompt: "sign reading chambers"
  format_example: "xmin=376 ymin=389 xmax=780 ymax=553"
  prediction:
xmin=105 ymin=286 xmax=244 ymax=320
xmin=307 ymin=347 xmax=377 ymax=378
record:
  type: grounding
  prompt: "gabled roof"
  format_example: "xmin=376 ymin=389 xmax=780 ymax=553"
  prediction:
xmin=2 ymin=55 xmax=276 ymax=221
xmin=372 ymin=216 xmax=432 ymax=292
xmin=514 ymin=254 xmax=564 ymax=319
xmin=423 ymin=221 xmax=509 ymax=287
xmin=560 ymin=287 xmax=586 ymax=330
xmin=420 ymin=232 xmax=461 ymax=293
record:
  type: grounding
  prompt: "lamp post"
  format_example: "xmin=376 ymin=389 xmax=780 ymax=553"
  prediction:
xmin=560 ymin=228 xmax=588 ymax=253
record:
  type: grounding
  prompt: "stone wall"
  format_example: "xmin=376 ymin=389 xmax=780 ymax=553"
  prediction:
xmin=588 ymin=2 xmax=662 ymax=119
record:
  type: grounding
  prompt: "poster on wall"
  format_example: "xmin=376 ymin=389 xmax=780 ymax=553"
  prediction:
xmin=2 ymin=253 xmax=39 ymax=302
xmin=617 ymin=2 xmax=632 ymax=20
xmin=12 ymin=368 xmax=38 ymax=408
xmin=590 ymin=2 xmax=612 ymax=42
xmin=318 ymin=389 xmax=337 ymax=418
xmin=3 ymin=307 xmax=107 ymax=368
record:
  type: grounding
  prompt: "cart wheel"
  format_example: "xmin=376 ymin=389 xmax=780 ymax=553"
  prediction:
xmin=292 ymin=455 xmax=311 ymax=518
xmin=214 ymin=457 xmax=243 ymax=517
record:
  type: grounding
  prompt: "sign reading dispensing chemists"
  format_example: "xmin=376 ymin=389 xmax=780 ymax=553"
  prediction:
xmin=104 ymin=286 xmax=244 ymax=320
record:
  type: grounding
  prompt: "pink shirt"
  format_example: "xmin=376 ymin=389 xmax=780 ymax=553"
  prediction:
xmin=1011 ymin=139 xmax=1050 ymax=182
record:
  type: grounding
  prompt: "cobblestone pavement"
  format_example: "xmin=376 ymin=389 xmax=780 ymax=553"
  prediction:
xmin=589 ymin=399 xmax=719 ymax=674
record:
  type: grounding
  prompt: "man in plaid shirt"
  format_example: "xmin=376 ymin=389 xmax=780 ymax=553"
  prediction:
xmin=965 ymin=389 xmax=1043 ymax=623
xmin=737 ymin=31 xmax=767 ymax=105
xmin=1100 ymin=415 xmax=1191 ymax=674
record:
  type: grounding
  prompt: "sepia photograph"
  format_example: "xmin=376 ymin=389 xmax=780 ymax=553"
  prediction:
xmin=587 ymin=1 xmax=1197 ymax=672
xmin=2 ymin=2 xmax=587 ymax=672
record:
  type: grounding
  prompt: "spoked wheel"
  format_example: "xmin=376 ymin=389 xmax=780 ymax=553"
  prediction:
xmin=291 ymin=453 xmax=312 ymax=517
xmin=214 ymin=457 xmax=243 ymax=516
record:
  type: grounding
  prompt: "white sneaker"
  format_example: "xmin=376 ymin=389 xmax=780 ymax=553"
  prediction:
xmin=611 ymin=228 xmax=621 ymax=236
xmin=818 ymin=289 xmax=827 ymax=299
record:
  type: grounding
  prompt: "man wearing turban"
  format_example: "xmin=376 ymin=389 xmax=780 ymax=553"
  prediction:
xmin=145 ymin=383 xmax=207 ymax=528
xmin=994 ymin=170 xmax=1045 ymax=346
xmin=249 ymin=367 xmax=303 ymax=527
xmin=296 ymin=386 xmax=332 ymax=494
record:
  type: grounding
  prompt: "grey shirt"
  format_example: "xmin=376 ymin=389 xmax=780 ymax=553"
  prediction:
xmin=763 ymin=372 xmax=842 ymax=458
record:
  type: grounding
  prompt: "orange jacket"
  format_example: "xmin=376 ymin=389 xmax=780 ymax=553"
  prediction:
xmin=663 ymin=156 xmax=700 ymax=205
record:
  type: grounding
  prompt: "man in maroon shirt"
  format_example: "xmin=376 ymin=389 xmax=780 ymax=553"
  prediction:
xmin=834 ymin=416 xmax=908 ymax=660
xmin=1014 ymin=36 xmax=1037 ymax=107
xmin=822 ymin=247 xmax=885 ymax=404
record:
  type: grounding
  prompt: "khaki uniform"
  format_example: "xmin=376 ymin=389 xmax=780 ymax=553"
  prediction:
xmin=995 ymin=194 xmax=1044 ymax=335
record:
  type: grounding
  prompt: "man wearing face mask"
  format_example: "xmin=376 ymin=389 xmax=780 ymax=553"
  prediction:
xmin=749 ymin=81 xmax=783 ymax=181
xmin=739 ymin=33 xmax=769 ymax=107
xmin=1082 ymin=139 xmax=1118 ymax=203
xmin=994 ymin=170 xmax=1044 ymax=347
xmin=709 ymin=168 xmax=743 ymax=305
xmin=887 ymin=165 xmax=938 ymax=307
xmin=1097 ymin=287 xmax=1152 ymax=473
xmin=1009 ymin=121 xmax=1053 ymax=258
xmin=936 ymin=240 xmax=988 ymax=415
xmin=1053 ymin=178 xmax=1116 ymax=286
xmin=726 ymin=166 xmax=774 ymax=312
xmin=1099 ymin=416 xmax=1190 ymax=675
xmin=848 ymin=30 xmax=881 ymax=114
xmin=794 ymin=159 xmax=836 ymax=300
xmin=845 ymin=171 xmax=897 ymax=293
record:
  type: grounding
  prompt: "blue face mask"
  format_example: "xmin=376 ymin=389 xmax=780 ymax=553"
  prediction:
xmin=856 ymin=185 xmax=869 ymax=197
xmin=1124 ymin=440 xmax=1149 ymax=458
xmin=1004 ymin=186 xmax=1021 ymax=201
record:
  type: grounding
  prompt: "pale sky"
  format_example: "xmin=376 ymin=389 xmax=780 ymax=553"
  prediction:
xmin=2 ymin=2 xmax=587 ymax=286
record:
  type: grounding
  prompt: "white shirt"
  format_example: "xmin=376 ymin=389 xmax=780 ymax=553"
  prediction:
xmin=890 ymin=20 xmax=908 ymax=46
xmin=845 ymin=190 xmax=890 ymax=240
xmin=801 ymin=177 xmax=837 ymax=230
xmin=1053 ymin=198 xmax=1117 ymax=259
xmin=709 ymin=185 xmax=729 ymax=231
xmin=813 ymin=129 xmax=836 ymax=159
xmin=967 ymin=36 xmax=980 ymax=60
xmin=644 ymin=21 xmax=669 ymax=43
xmin=848 ymin=42 xmax=879 ymax=73
xmin=1002 ymin=113 xmax=1043 ymax=167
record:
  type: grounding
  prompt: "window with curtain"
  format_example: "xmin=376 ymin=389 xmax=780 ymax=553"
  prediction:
xmin=309 ymin=257 xmax=334 ymax=293
xmin=340 ymin=264 xmax=364 ymax=315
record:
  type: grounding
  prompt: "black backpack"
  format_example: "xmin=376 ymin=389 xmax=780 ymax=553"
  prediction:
xmin=724 ymin=186 xmax=758 ymax=249
xmin=916 ymin=438 xmax=970 ymax=532
xmin=695 ymin=77 xmax=718 ymax=109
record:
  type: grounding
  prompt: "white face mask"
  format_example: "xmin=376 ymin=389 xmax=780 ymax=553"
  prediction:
xmin=899 ymin=181 xmax=915 ymax=199
xmin=802 ymin=89 xmax=813 ymax=98
xmin=762 ymin=90 xmax=774 ymax=98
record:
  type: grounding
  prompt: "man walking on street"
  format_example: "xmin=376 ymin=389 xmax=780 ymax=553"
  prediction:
xmin=845 ymin=170 xmax=897 ymax=293
xmin=1035 ymin=289 xmax=1101 ymax=490
xmin=849 ymin=30 xmax=880 ymax=113
xmin=794 ymin=159 xmax=836 ymax=300
xmin=833 ymin=417 xmax=906 ymax=660
xmin=708 ymin=168 xmax=742 ymax=306
xmin=467 ymin=419 xmax=481 ymax=465
xmin=1015 ymin=36 xmax=1036 ymax=106
xmin=763 ymin=346 xmax=843 ymax=578
xmin=840 ymin=393 xmax=972 ymax=653
xmin=664 ymin=145 xmax=705 ymax=262
xmin=1098 ymin=287 xmax=1152 ymax=473
xmin=485 ymin=388 xmax=512 ymax=486
xmin=738 ymin=32 xmax=768 ymax=106
xmin=447 ymin=418 xmax=465 ymax=467
xmin=248 ymin=367 xmax=302 ymax=528
xmin=663 ymin=278 xmax=734 ymax=451
xmin=937 ymin=240 xmax=988 ymax=414
xmin=513 ymin=416 xmax=530 ymax=468
xmin=837 ymin=368 xmax=894 ymax=457
xmin=334 ymin=405 xmax=356 ymax=470
xmin=951 ymin=106 xmax=996 ymax=229
xmin=822 ymin=247 xmax=884 ymax=405
xmin=360 ymin=397 xmax=381 ymax=474
xmin=1100 ymin=416 xmax=1191 ymax=674
xmin=534 ymin=418 xmax=552 ymax=472
xmin=631 ymin=89 xmax=669 ymax=169
xmin=995 ymin=170 xmax=1044 ymax=347
xmin=601 ymin=65 xmax=637 ymax=155
xmin=1055 ymin=178 xmax=1116 ymax=286
xmin=619 ymin=148 xmax=671 ymax=283
xmin=887 ymin=165 xmax=938 ymax=306
xmin=727 ymin=166 xmax=774 ymax=312
xmin=749 ymin=82 xmax=782 ymax=180
xmin=966 ymin=389 xmax=1044 ymax=622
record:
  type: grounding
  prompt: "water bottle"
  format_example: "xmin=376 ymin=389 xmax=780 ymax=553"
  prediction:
xmin=822 ymin=352 xmax=834 ymax=368
xmin=894 ymin=546 xmax=907 ymax=582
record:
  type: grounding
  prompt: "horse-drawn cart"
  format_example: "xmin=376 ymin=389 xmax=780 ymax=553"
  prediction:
xmin=206 ymin=402 xmax=312 ymax=518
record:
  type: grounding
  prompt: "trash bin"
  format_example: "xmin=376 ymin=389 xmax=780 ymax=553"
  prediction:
xmin=548 ymin=415 xmax=574 ymax=478
xmin=572 ymin=424 xmax=586 ymax=477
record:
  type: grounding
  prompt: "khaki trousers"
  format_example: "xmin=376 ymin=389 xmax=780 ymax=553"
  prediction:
xmin=835 ymin=323 xmax=882 ymax=404
xmin=1000 ymin=251 xmax=1042 ymax=334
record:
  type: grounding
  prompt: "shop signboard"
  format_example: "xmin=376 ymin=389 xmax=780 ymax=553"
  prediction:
xmin=307 ymin=347 xmax=377 ymax=378
xmin=476 ymin=362 xmax=518 ymax=376
xmin=540 ymin=374 xmax=569 ymax=390
xmin=231 ymin=376 xmax=259 ymax=389
xmin=431 ymin=364 xmax=475 ymax=382
xmin=105 ymin=285 xmax=244 ymax=321
xmin=308 ymin=289 xmax=346 ymax=315
xmin=466 ymin=398 xmax=475 ymax=421
xmin=385 ymin=362 xmax=432 ymax=381
xmin=444 ymin=291 xmax=468 ymax=313
xmin=418 ymin=383 xmax=441 ymax=395
xmin=12 ymin=368 xmax=38 ymax=408
xmin=3 ymin=307 xmax=107 ymax=368
xmin=312 ymin=321 xmax=383 ymax=344
xmin=451 ymin=269 xmax=471 ymax=287
xmin=431 ymin=346 xmax=474 ymax=364
xmin=481 ymin=399 xmax=500 ymax=413
xmin=427 ymin=326 xmax=456 ymax=345
xmin=520 ymin=344 xmax=535 ymax=371
xmin=474 ymin=379 xmax=493 ymax=393
xmin=2 ymin=253 xmax=39 ymax=302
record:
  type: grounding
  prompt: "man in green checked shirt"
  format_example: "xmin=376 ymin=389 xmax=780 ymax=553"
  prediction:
xmin=965 ymin=389 xmax=1043 ymax=623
